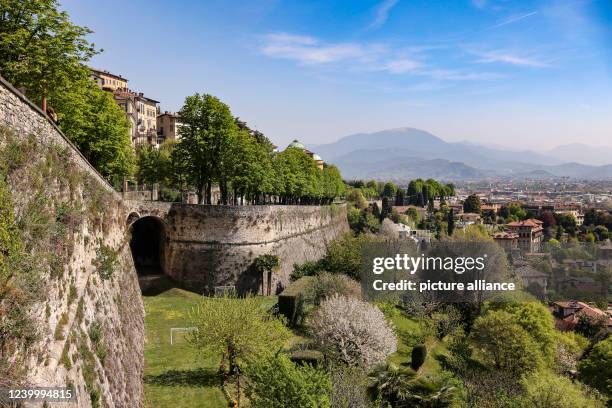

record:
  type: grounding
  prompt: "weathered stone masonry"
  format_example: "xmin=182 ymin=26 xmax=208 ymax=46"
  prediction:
xmin=0 ymin=75 xmax=349 ymax=406
xmin=128 ymin=201 xmax=349 ymax=293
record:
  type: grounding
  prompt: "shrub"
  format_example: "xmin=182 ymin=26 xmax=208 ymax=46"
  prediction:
xmin=330 ymin=365 xmax=371 ymax=408
xmin=578 ymin=337 xmax=612 ymax=396
xmin=310 ymin=295 xmax=397 ymax=369
xmin=471 ymin=310 xmax=543 ymax=374
xmin=520 ymin=370 xmax=605 ymax=408
xmin=244 ymin=354 xmax=331 ymax=408
xmin=306 ymin=272 xmax=361 ymax=305
xmin=291 ymin=260 xmax=322 ymax=281
xmin=278 ymin=277 xmax=314 ymax=326
xmin=93 ymin=242 xmax=117 ymax=280
xmin=411 ymin=344 xmax=427 ymax=371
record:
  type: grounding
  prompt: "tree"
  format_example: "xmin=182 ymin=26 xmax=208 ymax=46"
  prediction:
xmin=189 ymin=293 xmax=291 ymax=391
xmin=380 ymin=196 xmax=392 ymax=221
xmin=244 ymin=354 xmax=331 ymax=408
xmin=136 ymin=142 xmax=173 ymax=186
xmin=520 ymin=371 xmax=605 ymax=408
xmin=321 ymin=233 xmax=380 ymax=280
xmin=347 ymin=189 xmax=368 ymax=210
xmin=320 ymin=165 xmax=345 ymax=204
xmin=463 ymin=194 xmax=481 ymax=214
xmin=382 ymin=182 xmax=397 ymax=198
xmin=0 ymin=0 xmax=97 ymax=110
xmin=172 ymin=93 xmax=237 ymax=204
xmin=578 ymin=337 xmax=612 ymax=396
xmin=274 ymin=147 xmax=321 ymax=204
xmin=310 ymin=295 xmax=397 ymax=369
xmin=446 ymin=208 xmax=455 ymax=236
xmin=471 ymin=310 xmax=543 ymax=374
xmin=485 ymin=301 xmax=557 ymax=362
xmin=53 ymin=77 xmax=135 ymax=183
xmin=368 ymin=363 xmax=416 ymax=406
xmin=395 ymin=188 xmax=405 ymax=206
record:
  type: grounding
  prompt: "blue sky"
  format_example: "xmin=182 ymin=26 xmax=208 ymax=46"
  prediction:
xmin=62 ymin=0 xmax=612 ymax=150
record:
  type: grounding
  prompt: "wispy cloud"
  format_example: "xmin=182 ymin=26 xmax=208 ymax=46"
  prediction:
xmin=487 ymin=11 xmax=538 ymax=30
xmin=474 ymin=50 xmax=549 ymax=67
xmin=369 ymin=0 xmax=399 ymax=29
xmin=260 ymin=33 xmax=375 ymax=64
xmin=259 ymin=32 xmax=503 ymax=81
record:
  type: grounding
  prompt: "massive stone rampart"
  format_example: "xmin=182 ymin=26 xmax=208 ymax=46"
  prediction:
xmin=0 ymin=76 xmax=143 ymax=407
xmin=0 ymin=74 xmax=349 ymax=407
xmin=127 ymin=202 xmax=349 ymax=293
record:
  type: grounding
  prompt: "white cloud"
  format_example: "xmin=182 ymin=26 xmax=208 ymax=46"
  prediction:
xmin=369 ymin=0 xmax=399 ymax=29
xmin=487 ymin=11 xmax=538 ymax=30
xmin=384 ymin=58 xmax=422 ymax=74
xmin=260 ymin=33 xmax=370 ymax=64
xmin=259 ymin=32 xmax=502 ymax=81
xmin=475 ymin=50 xmax=549 ymax=67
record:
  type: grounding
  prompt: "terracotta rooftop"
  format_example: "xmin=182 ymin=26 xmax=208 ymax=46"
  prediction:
xmin=507 ymin=219 xmax=543 ymax=228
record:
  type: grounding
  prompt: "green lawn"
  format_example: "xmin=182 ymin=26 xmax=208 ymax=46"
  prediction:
xmin=143 ymin=288 xmax=444 ymax=407
xmin=143 ymin=288 xmax=228 ymax=408
xmin=387 ymin=310 xmax=447 ymax=377
xmin=143 ymin=288 xmax=278 ymax=408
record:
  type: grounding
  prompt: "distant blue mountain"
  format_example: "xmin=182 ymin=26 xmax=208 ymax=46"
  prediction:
xmin=309 ymin=127 xmax=612 ymax=180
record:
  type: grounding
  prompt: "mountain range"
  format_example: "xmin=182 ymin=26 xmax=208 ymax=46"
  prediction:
xmin=308 ymin=128 xmax=612 ymax=181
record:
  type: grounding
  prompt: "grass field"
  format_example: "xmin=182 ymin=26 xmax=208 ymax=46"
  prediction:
xmin=143 ymin=288 xmax=228 ymax=408
xmin=143 ymin=288 xmax=441 ymax=407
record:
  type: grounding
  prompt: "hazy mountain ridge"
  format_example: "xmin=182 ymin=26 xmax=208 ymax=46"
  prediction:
xmin=309 ymin=128 xmax=612 ymax=180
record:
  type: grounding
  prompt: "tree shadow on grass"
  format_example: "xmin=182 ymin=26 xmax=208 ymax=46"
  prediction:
xmin=144 ymin=368 xmax=222 ymax=387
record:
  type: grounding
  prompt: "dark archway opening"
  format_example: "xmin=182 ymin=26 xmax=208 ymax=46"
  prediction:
xmin=130 ymin=216 xmax=173 ymax=295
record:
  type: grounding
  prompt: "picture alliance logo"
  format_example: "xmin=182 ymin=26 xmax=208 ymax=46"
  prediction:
xmin=372 ymin=254 xmax=488 ymax=275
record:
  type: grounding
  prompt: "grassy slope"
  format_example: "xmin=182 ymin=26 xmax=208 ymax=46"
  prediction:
xmin=143 ymin=288 xmax=228 ymax=408
xmin=143 ymin=289 xmax=446 ymax=407
xmin=387 ymin=311 xmax=446 ymax=376
xmin=143 ymin=288 xmax=279 ymax=408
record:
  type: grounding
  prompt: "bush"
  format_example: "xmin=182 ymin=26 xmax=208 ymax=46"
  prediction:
xmin=330 ymin=365 xmax=372 ymax=408
xmin=306 ymin=272 xmax=361 ymax=305
xmin=411 ymin=344 xmax=427 ymax=371
xmin=310 ymin=295 xmax=397 ymax=369
xmin=471 ymin=310 xmax=543 ymax=374
xmin=520 ymin=370 xmax=605 ymax=408
xmin=291 ymin=260 xmax=322 ymax=281
xmin=278 ymin=277 xmax=315 ymax=326
xmin=244 ymin=354 xmax=331 ymax=408
xmin=578 ymin=337 xmax=612 ymax=396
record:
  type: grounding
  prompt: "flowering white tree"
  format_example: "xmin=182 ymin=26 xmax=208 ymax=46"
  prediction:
xmin=310 ymin=295 xmax=397 ymax=369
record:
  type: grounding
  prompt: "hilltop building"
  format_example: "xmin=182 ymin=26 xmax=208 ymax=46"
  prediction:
xmin=492 ymin=231 xmax=519 ymax=252
xmin=111 ymin=88 xmax=160 ymax=146
xmin=91 ymin=68 xmax=161 ymax=147
xmin=91 ymin=68 xmax=128 ymax=91
xmin=507 ymin=219 xmax=544 ymax=252
xmin=287 ymin=139 xmax=324 ymax=170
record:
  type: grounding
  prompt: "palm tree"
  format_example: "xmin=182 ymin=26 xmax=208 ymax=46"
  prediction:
xmin=368 ymin=363 xmax=416 ymax=406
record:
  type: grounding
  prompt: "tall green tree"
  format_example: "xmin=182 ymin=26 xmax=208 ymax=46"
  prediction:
xmin=447 ymin=208 xmax=455 ymax=236
xmin=54 ymin=77 xmax=135 ymax=183
xmin=0 ymin=0 xmax=134 ymax=183
xmin=471 ymin=310 xmax=543 ymax=374
xmin=172 ymin=93 xmax=237 ymax=204
xmin=578 ymin=337 xmax=612 ymax=396
xmin=0 ymin=0 xmax=97 ymax=109
xmin=463 ymin=194 xmax=481 ymax=214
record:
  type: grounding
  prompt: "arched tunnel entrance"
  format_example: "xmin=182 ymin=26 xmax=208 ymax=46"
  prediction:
xmin=129 ymin=215 xmax=171 ymax=294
